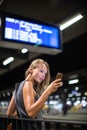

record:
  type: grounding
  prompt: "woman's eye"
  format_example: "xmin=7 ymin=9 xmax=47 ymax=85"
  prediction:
xmin=40 ymin=70 xmax=43 ymax=73
xmin=40 ymin=70 xmax=47 ymax=76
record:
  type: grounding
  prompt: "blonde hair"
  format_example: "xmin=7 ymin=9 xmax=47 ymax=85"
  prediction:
xmin=25 ymin=58 xmax=50 ymax=92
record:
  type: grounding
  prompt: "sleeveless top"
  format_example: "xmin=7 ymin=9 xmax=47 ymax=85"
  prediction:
xmin=14 ymin=80 xmax=42 ymax=130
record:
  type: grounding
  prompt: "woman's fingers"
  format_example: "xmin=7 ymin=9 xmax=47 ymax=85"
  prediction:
xmin=55 ymin=82 xmax=63 ymax=89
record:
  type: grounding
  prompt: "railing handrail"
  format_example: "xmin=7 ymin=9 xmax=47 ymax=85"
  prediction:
xmin=0 ymin=115 xmax=87 ymax=125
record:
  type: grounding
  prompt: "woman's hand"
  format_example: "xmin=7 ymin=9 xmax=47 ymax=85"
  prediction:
xmin=47 ymin=78 xmax=63 ymax=94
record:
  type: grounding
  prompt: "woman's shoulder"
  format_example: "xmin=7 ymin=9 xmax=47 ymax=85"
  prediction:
xmin=23 ymin=80 xmax=36 ymax=96
xmin=23 ymin=80 xmax=34 ymax=91
xmin=24 ymin=80 xmax=33 ymax=87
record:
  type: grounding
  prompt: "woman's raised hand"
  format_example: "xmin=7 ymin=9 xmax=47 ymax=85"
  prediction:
xmin=47 ymin=78 xmax=63 ymax=94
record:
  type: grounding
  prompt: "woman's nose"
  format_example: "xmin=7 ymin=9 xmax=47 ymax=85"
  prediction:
xmin=42 ymin=73 xmax=45 ymax=78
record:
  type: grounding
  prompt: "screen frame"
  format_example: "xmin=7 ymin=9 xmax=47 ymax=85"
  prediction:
xmin=1 ymin=13 xmax=62 ymax=55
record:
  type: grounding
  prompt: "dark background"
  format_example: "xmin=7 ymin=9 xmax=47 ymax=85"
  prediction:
xmin=0 ymin=0 xmax=87 ymax=91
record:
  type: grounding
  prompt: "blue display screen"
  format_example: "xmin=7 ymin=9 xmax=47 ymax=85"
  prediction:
xmin=3 ymin=17 xmax=61 ymax=49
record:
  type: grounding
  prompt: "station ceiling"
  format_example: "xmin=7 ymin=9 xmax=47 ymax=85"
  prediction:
xmin=0 ymin=0 xmax=87 ymax=90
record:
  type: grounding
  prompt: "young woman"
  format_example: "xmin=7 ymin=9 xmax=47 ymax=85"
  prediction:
xmin=7 ymin=58 xmax=63 ymax=129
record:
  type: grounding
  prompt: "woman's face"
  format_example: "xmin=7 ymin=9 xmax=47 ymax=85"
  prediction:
xmin=32 ymin=63 xmax=47 ymax=84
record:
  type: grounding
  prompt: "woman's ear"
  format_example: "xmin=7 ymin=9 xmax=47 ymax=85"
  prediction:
xmin=29 ymin=68 xmax=33 ymax=74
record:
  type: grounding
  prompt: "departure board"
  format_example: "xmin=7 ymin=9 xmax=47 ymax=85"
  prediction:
xmin=1 ymin=14 xmax=62 ymax=55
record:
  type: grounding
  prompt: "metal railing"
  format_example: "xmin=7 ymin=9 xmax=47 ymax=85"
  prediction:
xmin=0 ymin=115 xmax=87 ymax=130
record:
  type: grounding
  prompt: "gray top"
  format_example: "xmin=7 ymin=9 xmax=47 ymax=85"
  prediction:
xmin=14 ymin=80 xmax=42 ymax=119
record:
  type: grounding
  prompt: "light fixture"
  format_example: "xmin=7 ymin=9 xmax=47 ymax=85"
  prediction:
xmin=59 ymin=13 xmax=83 ymax=30
xmin=21 ymin=48 xmax=28 ymax=54
xmin=68 ymin=79 xmax=79 ymax=85
xmin=3 ymin=57 xmax=14 ymax=65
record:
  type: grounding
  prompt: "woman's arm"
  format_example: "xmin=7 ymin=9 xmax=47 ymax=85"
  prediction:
xmin=7 ymin=95 xmax=17 ymax=117
xmin=23 ymin=79 xmax=62 ymax=118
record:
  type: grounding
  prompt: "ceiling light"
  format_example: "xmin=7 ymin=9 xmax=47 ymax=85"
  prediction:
xmin=21 ymin=48 xmax=28 ymax=53
xmin=3 ymin=57 xmax=14 ymax=65
xmin=60 ymin=13 xmax=83 ymax=30
xmin=68 ymin=79 xmax=79 ymax=85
